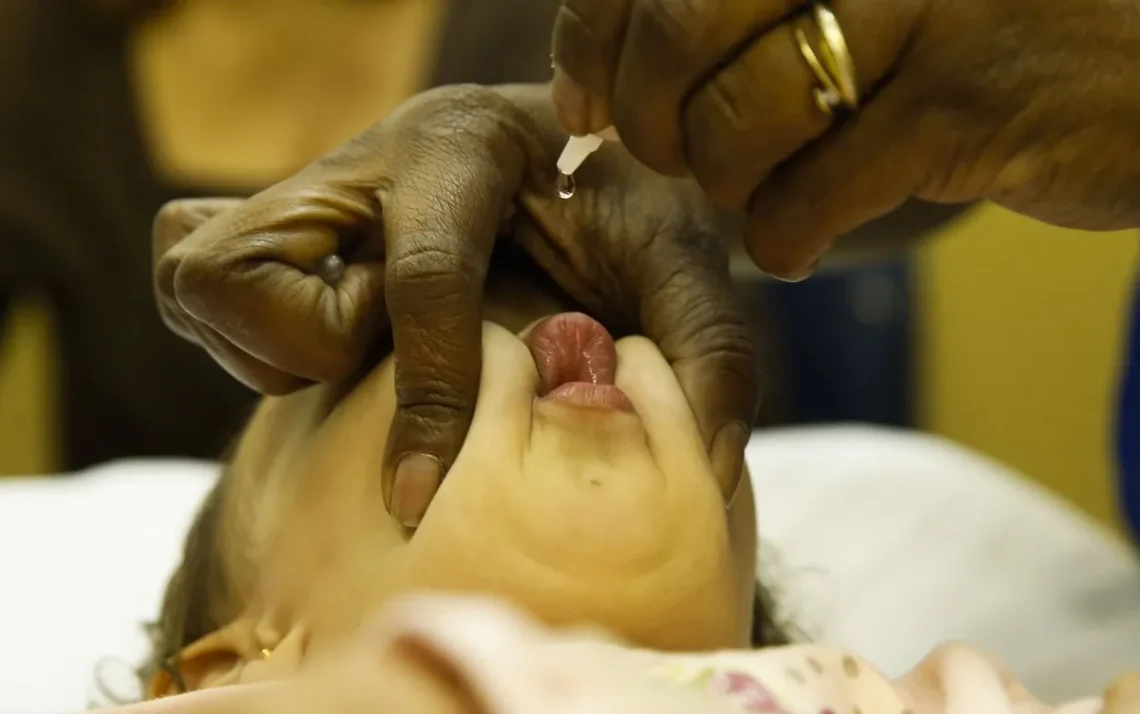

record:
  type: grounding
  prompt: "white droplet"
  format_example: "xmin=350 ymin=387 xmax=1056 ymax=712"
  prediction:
xmin=556 ymin=172 xmax=576 ymax=199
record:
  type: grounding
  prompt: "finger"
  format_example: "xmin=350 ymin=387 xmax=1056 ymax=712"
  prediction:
xmin=153 ymin=198 xmax=245 ymax=345
xmin=153 ymin=198 xmax=246 ymax=263
xmin=611 ymin=0 xmax=808 ymax=176
xmin=163 ymin=181 xmax=388 ymax=386
xmin=743 ymin=82 xmax=927 ymax=280
xmin=153 ymin=198 xmax=306 ymax=392
xmin=551 ymin=0 xmax=634 ymax=135
xmin=636 ymin=218 xmax=760 ymax=501
xmin=187 ymin=317 xmax=309 ymax=395
xmin=380 ymin=148 xmax=524 ymax=528
xmin=682 ymin=0 xmax=916 ymax=208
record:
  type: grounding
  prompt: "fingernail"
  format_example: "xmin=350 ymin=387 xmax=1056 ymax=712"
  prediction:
xmin=389 ymin=454 xmax=443 ymax=527
xmin=767 ymin=257 xmax=822 ymax=283
xmin=711 ymin=422 xmax=750 ymax=505
xmin=551 ymin=67 xmax=592 ymax=136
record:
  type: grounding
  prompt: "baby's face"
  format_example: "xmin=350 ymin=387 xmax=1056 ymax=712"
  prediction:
xmin=199 ymin=309 xmax=755 ymax=689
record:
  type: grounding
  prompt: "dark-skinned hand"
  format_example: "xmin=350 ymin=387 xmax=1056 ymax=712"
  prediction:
xmin=152 ymin=83 xmax=758 ymax=526
xmin=551 ymin=0 xmax=1140 ymax=280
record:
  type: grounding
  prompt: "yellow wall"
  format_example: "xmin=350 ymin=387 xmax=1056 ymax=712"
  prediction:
xmin=0 ymin=297 xmax=58 ymax=476
xmin=917 ymin=206 xmax=1138 ymax=529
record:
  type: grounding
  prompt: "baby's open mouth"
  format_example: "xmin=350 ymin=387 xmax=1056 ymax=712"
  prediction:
xmin=527 ymin=312 xmax=634 ymax=412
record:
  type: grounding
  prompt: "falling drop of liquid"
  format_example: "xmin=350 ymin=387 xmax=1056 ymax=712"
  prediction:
xmin=556 ymin=172 xmax=576 ymax=199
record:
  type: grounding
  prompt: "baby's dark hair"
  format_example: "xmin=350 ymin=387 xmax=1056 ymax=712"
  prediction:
xmin=140 ymin=466 xmax=792 ymax=695
xmin=140 ymin=473 xmax=235 ymax=693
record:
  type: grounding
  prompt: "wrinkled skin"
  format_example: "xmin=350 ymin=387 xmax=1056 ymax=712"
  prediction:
xmin=153 ymin=83 xmax=758 ymax=524
xmin=550 ymin=0 xmax=1140 ymax=279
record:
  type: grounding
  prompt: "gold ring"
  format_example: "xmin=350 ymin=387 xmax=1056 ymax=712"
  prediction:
xmin=794 ymin=3 xmax=859 ymax=116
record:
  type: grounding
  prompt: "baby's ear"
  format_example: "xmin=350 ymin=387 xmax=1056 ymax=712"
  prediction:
xmin=152 ymin=198 xmax=244 ymax=264
xmin=147 ymin=619 xmax=264 ymax=698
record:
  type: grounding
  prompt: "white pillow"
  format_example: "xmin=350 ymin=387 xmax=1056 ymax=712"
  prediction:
xmin=0 ymin=460 xmax=217 ymax=710
xmin=1 ymin=427 xmax=1138 ymax=711
xmin=749 ymin=426 xmax=1140 ymax=703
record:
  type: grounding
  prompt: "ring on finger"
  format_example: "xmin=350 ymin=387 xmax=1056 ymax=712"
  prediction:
xmin=794 ymin=3 xmax=858 ymax=116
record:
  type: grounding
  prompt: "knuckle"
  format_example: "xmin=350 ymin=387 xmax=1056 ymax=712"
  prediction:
xmin=339 ymin=84 xmax=519 ymax=169
xmin=419 ymin=85 xmax=501 ymax=125
xmin=684 ymin=84 xmax=766 ymax=208
xmin=398 ymin=84 xmax=517 ymax=141
xmin=386 ymin=245 xmax=477 ymax=308
xmin=152 ymin=201 xmax=199 ymax=264
xmin=675 ymin=337 xmax=761 ymax=423
xmin=633 ymin=0 xmax=704 ymax=53
xmin=648 ymin=262 xmax=757 ymax=365
xmin=684 ymin=321 xmax=758 ymax=380
xmin=152 ymin=201 xmax=185 ymax=245
xmin=395 ymin=385 xmax=473 ymax=423
xmin=153 ymin=251 xmax=181 ymax=303
xmin=390 ymin=322 xmax=481 ymax=410
xmin=554 ymin=1 xmax=626 ymax=92
xmin=153 ymin=198 xmax=240 ymax=258
xmin=171 ymin=249 xmax=227 ymax=299
xmin=391 ymin=401 xmax=472 ymax=461
xmin=697 ymin=72 xmax=750 ymax=137
xmin=558 ymin=0 xmax=611 ymax=47
xmin=685 ymin=78 xmax=749 ymax=169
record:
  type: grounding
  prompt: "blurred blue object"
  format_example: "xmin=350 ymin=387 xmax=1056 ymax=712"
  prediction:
xmin=1118 ymin=282 xmax=1140 ymax=542
xmin=764 ymin=258 xmax=914 ymax=427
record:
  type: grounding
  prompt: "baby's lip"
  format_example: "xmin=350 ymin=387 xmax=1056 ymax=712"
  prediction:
xmin=542 ymin=382 xmax=634 ymax=412
xmin=526 ymin=312 xmax=618 ymax=393
xmin=526 ymin=313 xmax=632 ymax=412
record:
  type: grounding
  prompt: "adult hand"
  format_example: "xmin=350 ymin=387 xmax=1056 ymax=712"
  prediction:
xmin=551 ymin=0 xmax=1140 ymax=279
xmin=152 ymin=83 xmax=757 ymax=525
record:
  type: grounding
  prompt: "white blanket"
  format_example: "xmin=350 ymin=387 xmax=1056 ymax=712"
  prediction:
xmin=1 ymin=426 xmax=1138 ymax=711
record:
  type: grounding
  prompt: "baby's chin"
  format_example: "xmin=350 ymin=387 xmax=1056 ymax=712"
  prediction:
xmin=409 ymin=517 xmax=739 ymax=651
xmin=409 ymin=456 xmax=737 ymax=650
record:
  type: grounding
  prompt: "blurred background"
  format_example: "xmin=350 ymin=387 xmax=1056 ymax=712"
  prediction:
xmin=0 ymin=0 xmax=1136 ymax=538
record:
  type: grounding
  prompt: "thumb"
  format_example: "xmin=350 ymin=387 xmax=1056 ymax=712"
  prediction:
xmin=379 ymin=134 xmax=525 ymax=528
xmin=743 ymin=90 xmax=923 ymax=280
xmin=637 ymin=226 xmax=760 ymax=502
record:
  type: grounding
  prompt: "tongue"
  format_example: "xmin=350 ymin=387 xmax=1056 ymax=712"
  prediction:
xmin=527 ymin=313 xmax=618 ymax=395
